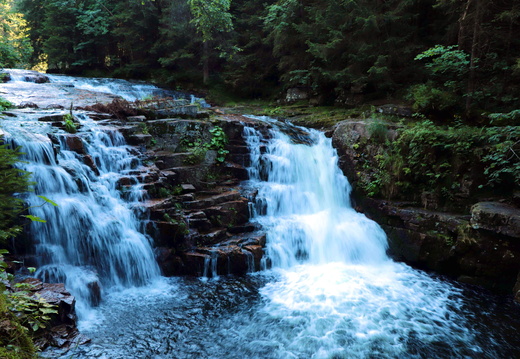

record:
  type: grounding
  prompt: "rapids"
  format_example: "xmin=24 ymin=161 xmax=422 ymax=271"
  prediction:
xmin=42 ymin=117 xmax=520 ymax=358
xmin=2 ymin=71 xmax=520 ymax=358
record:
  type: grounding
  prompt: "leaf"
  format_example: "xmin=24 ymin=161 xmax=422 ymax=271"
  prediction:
xmin=37 ymin=195 xmax=58 ymax=206
xmin=22 ymin=215 xmax=47 ymax=223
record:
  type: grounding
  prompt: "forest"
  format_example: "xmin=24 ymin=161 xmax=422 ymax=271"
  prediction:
xmin=1 ymin=0 xmax=519 ymax=119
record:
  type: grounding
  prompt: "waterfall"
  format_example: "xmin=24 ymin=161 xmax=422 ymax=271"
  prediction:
xmin=245 ymin=118 xmax=388 ymax=267
xmin=3 ymin=114 xmax=160 ymax=317
xmin=240 ymin=117 xmax=483 ymax=358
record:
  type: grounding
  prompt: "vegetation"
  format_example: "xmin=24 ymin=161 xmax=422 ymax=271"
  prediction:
xmin=0 ymin=96 xmax=13 ymax=111
xmin=0 ymin=0 xmax=32 ymax=68
xmin=62 ymin=113 xmax=77 ymax=134
xmin=0 ymin=138 xmax=59 ymax=357
xmin=181 ymin=125 xmax=229 ymax=164
xmin=356 ymin=119 xmax=520 ymax=207
xmin=2 ymin=0 xmax=515 ymax=118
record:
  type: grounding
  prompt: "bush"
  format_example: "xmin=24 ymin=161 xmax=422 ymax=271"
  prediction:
xmin=407 ymin=82 xmax=459 ymax=114
xmin=0 ymin=97 xmax=13 ymax=111
xmin=0 ymin=144 xmax=32 ymax=242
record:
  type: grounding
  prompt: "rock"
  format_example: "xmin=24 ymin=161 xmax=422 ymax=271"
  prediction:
xmin=82 ymin=155 xmax=99 ymax=174
xmin=153 ymin=220 xmax=188 ymax=247
xmin=19 ymin=102 xmax=39 ymax=109
xmin=286 ymin=88 xmax=309 ymax=102
xmin=23 ymin=73 xmax=50 ymax=84
xmin=1 ymin=71 xmax=10 ymax=82
xmin=181 ymin=183 xmax=196 ymax=192
xmin=37 ymin=283 xmax=76 ymax=325
xmin=128 ymin=133 xmax=152 ymax=146
xmin=377 ymin=104 xmax=413 ymax=117
xmin=65 ymin=135 xmax=86 ymax=154
xmin=182 ymin=252 xmax=210 ymax=276
xmin=155 ymin=152 xmax=193 ymax=169
xmin=471 ymin=202 xmax=520 ymax=238
xmin=126 ymin=115 xmax=147 ymax=122
xmin=38 ymin=113 xmax=66 ymax=122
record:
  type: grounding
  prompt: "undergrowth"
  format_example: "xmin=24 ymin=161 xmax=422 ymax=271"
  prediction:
xmin=357 ymin=120 xmax=520 ymax=203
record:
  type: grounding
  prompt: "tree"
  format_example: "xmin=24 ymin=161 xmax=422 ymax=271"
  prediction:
xmin=0 ymin=0 xmax=32 ymax=68
xmin=188 ymin=0 xmax=234 ymax=84
xmin=0 ymin=142 xmax=32 ymax=242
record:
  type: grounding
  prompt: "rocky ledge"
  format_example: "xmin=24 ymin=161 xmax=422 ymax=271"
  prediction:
xmin=332 ymin=119 xmax=520 ymax=298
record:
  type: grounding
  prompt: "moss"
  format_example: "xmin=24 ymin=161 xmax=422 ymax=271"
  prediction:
xmin=0 ymin=284 xmax=37 ymax=359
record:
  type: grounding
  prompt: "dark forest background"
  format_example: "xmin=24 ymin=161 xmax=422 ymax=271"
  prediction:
xmin=2 ymin=0 xmax=520 ymax=117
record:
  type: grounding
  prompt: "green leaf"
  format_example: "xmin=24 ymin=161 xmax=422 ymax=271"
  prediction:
xmin=22 ymin=215 xmax=47 ymax=223
xmin=37 ymin=195 xmax=58 ymax=206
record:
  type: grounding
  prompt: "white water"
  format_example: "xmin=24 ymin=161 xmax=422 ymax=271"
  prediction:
xmin=3 ymin=68 xmax=209 ymax=105
xmin=45 ymin=73 xmax=169 ymax=102
xmin=3 ymin=114 xmax=160 ymax=318
xmin=241 ymin=118 xmax=483 ymax=358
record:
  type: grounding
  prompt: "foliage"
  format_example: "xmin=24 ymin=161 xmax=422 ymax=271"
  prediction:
xmin=62 ymin=114 xmax=77 ymax=134
xmin=11 ymin=0 xmax=520 ymax=113
xmin=0 ymin=145 xmax=32 ymax=243
xmin=1 ymin=250 xmax=57 ymax=357
xmin=188 ymin=0 xmax=233 ymax=43
xmin=357 ymin=120 xmax=520 ymax=203
xmin=0 ymin=96 xmax=14 ymax=111
xmin=0 ymin=282 xmax=37 ymax=359
xmin=181 ymin=125 xmax=229 ymax=164
xmin=0 ymin=0 xmax=32 ymax=68
xmin=208 ymin=126 xmax=229 ymax=162
xmin=414 ymin=45 xmax=470 ymax=77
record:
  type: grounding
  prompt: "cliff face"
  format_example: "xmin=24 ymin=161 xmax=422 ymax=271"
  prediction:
xmin=331 ymin=119 xmax=520 ymax=297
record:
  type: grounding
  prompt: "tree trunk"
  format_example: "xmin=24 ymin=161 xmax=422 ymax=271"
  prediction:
xmin=203 ymin=41 xmax=209 ymax=85
xmin=465 ymin=0 xmax=481 ymax=116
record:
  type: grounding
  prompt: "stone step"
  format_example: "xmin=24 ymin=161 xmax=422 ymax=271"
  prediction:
xmin=155 ymin=152 xmax=193 ymax=170
xmin=183 ymin=190 xmax=242 ymax=210
xmin=226 ymin=144 xmax=250 ymax=154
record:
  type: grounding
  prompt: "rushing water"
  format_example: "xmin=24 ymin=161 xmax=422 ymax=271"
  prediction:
xmin=3 ymin=68 xmax=208 ymax=105
xmin=2 ymin=113 xmax=160 ymax=316
xmin=2 ymin=71 xmax=520 ymax=357
xmin=36 ymin=117 xmax=520 ymax=358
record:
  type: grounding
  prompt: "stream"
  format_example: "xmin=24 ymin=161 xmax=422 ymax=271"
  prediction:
xmin=2 ymin=71 xmax=520 ymax=358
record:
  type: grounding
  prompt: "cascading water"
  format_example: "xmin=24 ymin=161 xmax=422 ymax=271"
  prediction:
xmin=240 ymin=117 xmax=490 ymax=358
xmin=2 ymin=113 xmax=160 ymax=317
xmin=34 ymin=116 xmax=520 ymax=359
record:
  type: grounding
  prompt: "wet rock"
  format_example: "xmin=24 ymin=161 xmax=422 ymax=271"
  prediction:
xmin=183 ymin=190 xmax=242 ymax=210
xmin=155 ymin=152 xmax=193 ymax=169
xmin=19 ymin=102 xmax=39 ymax=109
xmin=182 ymin=252 xmax=210 ymax=276
xmin=23 ymin=73 xmax=50 ymax=83
xmin=471 ymin=202 xmax=520 ymax=238
xmin=65 ymin=135 xmax=86 ymax=154
xmin=38 ymin=113 xmax=66 ymax=122
xmin=82 ymin=155 xmax=99 ymax=174
xmin=155 ymin=248 xmax=184 ymax=276
xmin=181 ymin=183 xmax=197 ymax=193
xmin=153 ymin=220 xmax=188 ymax=247
xmin=128 ymin=133 xmax=152 ymax=146
xmin=126 ymin=115 xmax=147 ymax=122
xmin=38 ymin=283 xmax=76 ymax=325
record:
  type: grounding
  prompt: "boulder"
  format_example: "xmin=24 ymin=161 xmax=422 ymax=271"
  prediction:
xmin=64 ymin=135 xmax=86 ymax=154
xmin=471 ymin=202 xmax=520 ymax=238
xmin=286 ymin=88 xmax=309 ymax=102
